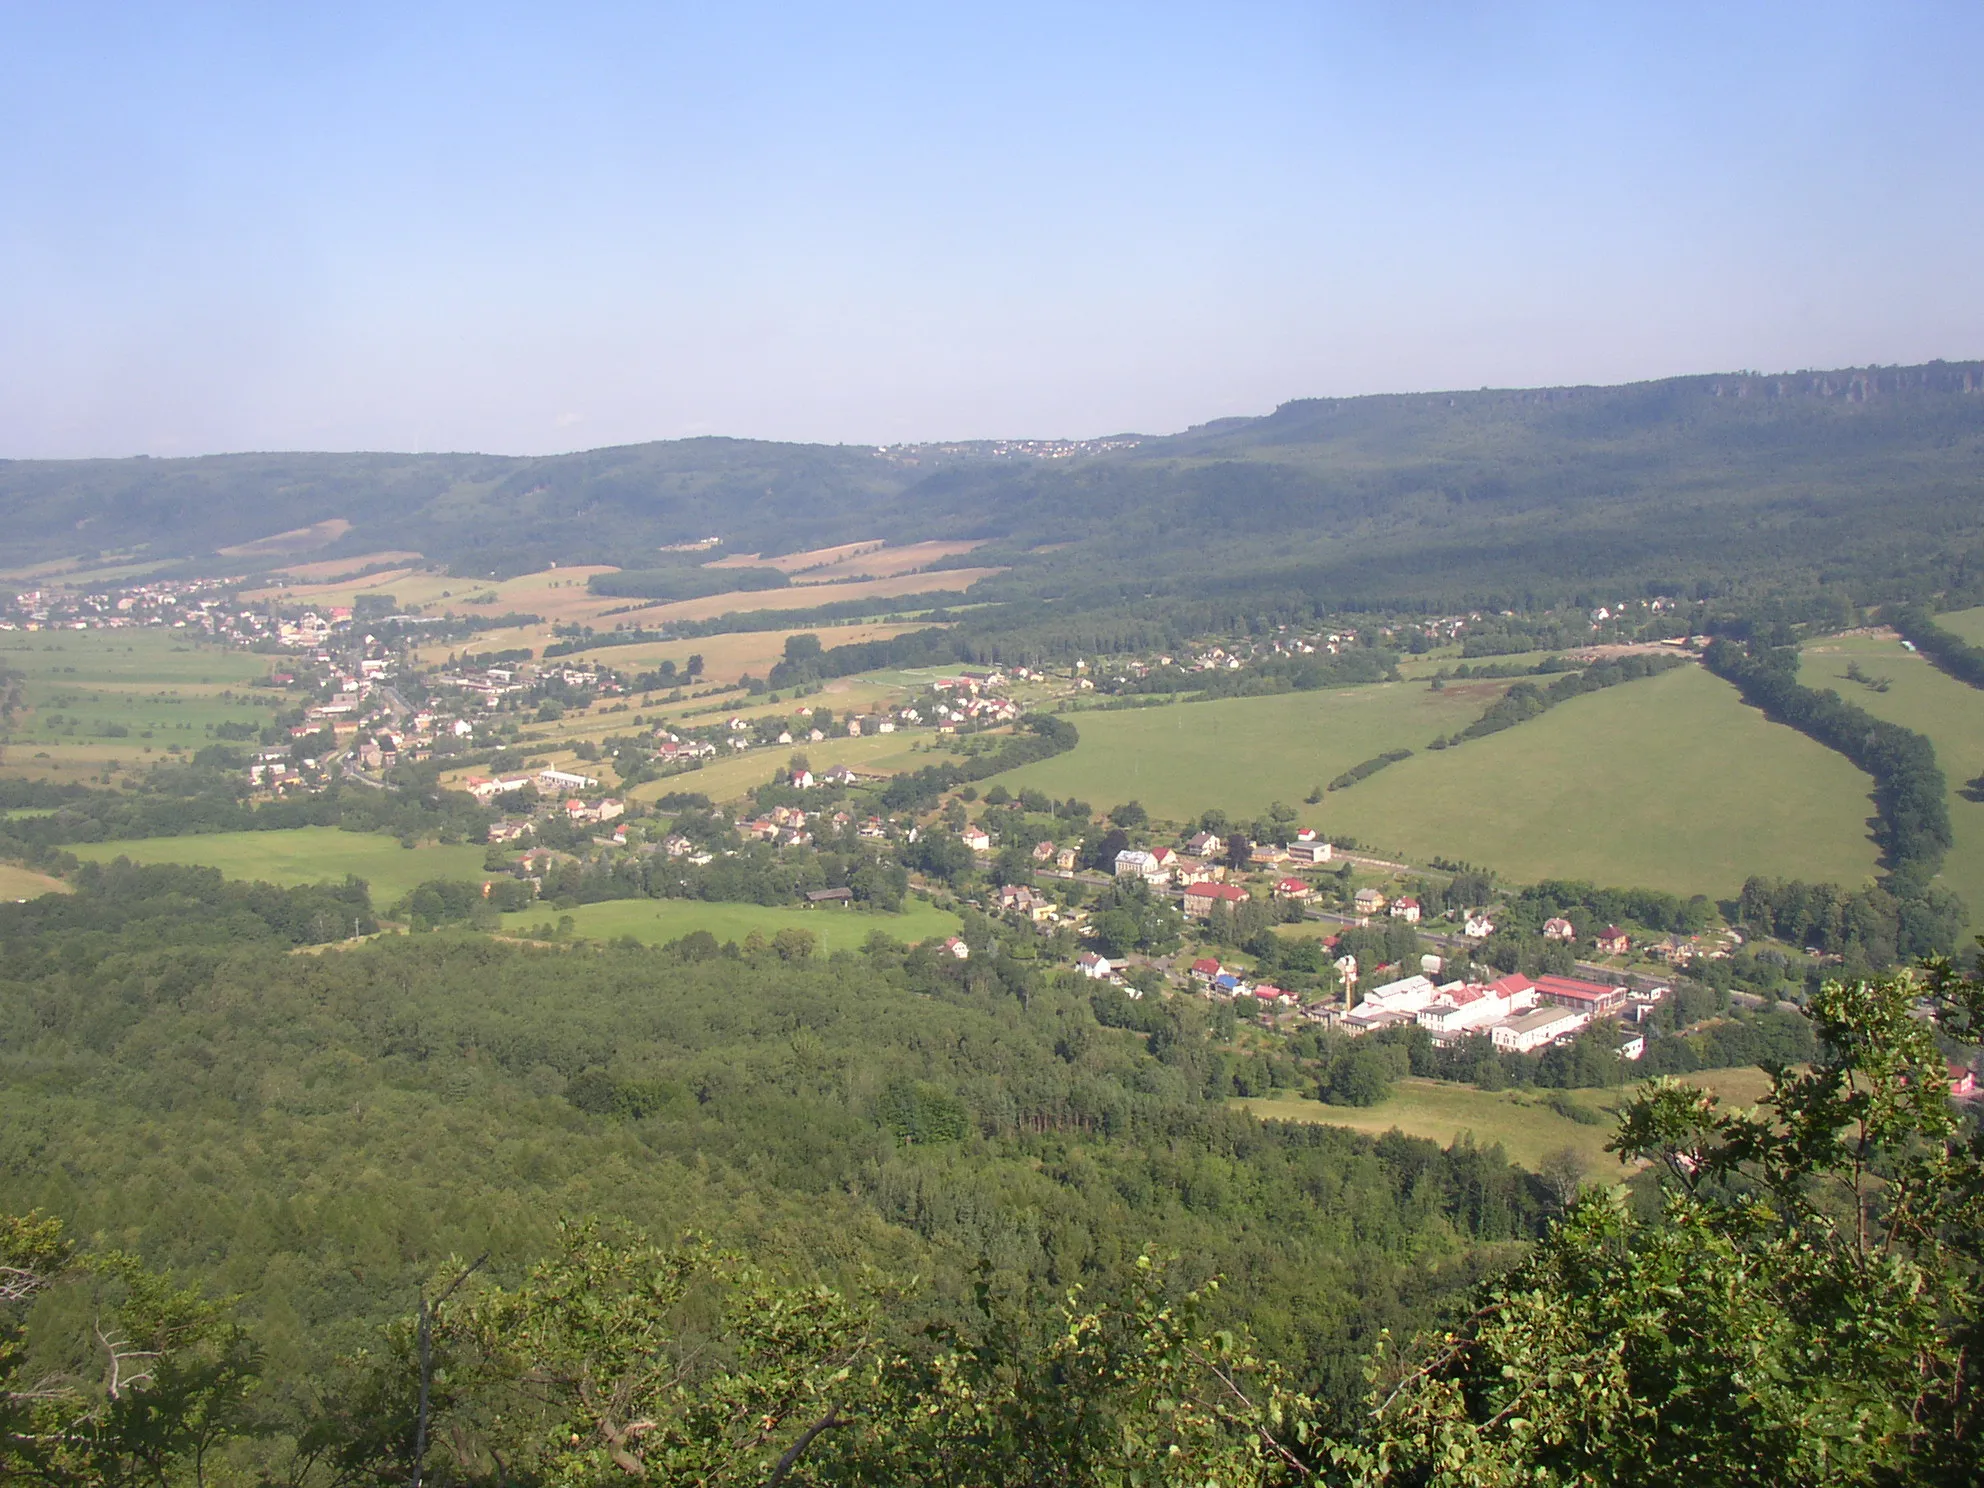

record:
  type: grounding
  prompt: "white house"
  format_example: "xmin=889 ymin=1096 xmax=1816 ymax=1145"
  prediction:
xmin=1077 ymin=951 xmax=1112 ymax=979
xmin=538 ymin=767 xmax=599 ymax=793
xmin=1463 ymin=912 xmax=1497 ymax=939
xmin=1491 ymin=1006 xmax=1589 ymax=1053
xmin=1112 ymin=848 xmax=1167 ymax=882
xmin=961 ymin=827 xmax=991 ymax=852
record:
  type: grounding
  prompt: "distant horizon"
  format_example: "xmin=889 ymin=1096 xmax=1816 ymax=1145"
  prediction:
xmin=6 ymin=350 xmax=1981 ymax=465
xmin=4 ymin=4 xmax=1981 ymax=461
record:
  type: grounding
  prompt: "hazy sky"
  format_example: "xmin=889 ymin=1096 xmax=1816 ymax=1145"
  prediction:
xmin=3 ymin=2 xmax=1980 ymax=458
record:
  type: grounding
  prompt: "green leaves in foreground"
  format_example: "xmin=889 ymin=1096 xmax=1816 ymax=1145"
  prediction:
xmin=1359 ymin=957 xmax=1984 ymax=1487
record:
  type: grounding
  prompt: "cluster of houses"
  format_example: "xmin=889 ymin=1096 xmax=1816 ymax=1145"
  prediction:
xmin=1330 ymin=970 xmax=1659 ymax=1058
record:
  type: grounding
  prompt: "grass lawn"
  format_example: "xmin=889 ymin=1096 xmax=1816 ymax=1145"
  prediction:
xmin=499 ymin=895 xmax=959 ymax=952
xmin=1234 ymin=1065 xmax=1782 ymax=1172
xmin=1800 ymin=632 xmax=1984 ymax=928
xmin=70 ymin=828 xmax=492 ymax=906
xmin=985 ymin=681 xmax=1509 ymax=821
xmin=0 ymin=862 xmax=71 ymax=900
xmin=1323 ymin=664 xmax=1880 ymax=898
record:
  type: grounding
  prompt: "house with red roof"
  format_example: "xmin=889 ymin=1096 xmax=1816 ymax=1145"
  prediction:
xmin=1390 ymin=897 xmax=1421 ymax=923
xmin=1188 ymin=957 xmax=1225 ymax=986
xmin=1595 ymin=925 xmax=1631 ymax=955
xmin=1532 ymin=974 xmax=1629 ymax=1016
xmin=1274 ymin=877 xmax=1312 ymax=901
xmin=1183 ymin=882 xmax=1250 ymax=918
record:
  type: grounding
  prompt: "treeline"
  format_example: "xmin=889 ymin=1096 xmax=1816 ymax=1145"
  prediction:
xmin=1737 ymin=874 xmax=1966 ymax=970
xmin=0 ymin=858 xmax=375 ymax=976
xmin=1887 ymin=602 xmax=1984 ymax=690
xmin=585 ymin=564 xmax=791 ymax=601
xmin=0 ymin=773 xmax=491 ymax=851
xmin=1435 ymin=653 xmax=1688 ymax=749
xmin=1327 ymin=748 xmax=1412 ymax=792
xmin=767 ymin=626 xmax=975 ymax=688
xmin=1501 ymin=878 xmax=1716 ymax=937
xmin=877 ymin=714 xmax=1079 ymax=811
xmin=1704 ymin=638 xmax=1952 ymax=881
xmin=1117 ymin=646 xmax=1398 ymax=700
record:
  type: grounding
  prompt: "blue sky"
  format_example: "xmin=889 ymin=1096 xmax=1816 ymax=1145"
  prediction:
xmin=2 ymin=2 xmax=1979 ymax=456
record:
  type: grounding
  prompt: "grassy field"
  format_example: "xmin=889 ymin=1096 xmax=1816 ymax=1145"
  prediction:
xmin=985 ymin=666 xmax=1876 ymax=898
xmin=0 ymin=630 xmax=280 ymax=784
xmin=499 ymin=895 xmax=959 ymax=952
xmin=1938 ymin=606 xmax=1984 ymax=646
xmin=628 ymin=734 xmax=928 ymax=805
xmin=70 ymin=828 xmax=492 ymax=906
xmin=1800 ymin=632 xmax=1984 ymax=927
xmin=986 ymin=681 xmax=1510 ymax=819
xmin=1324 ymin=664 xmax=1880 ymax=898
xmin=0 ymin=862 xmax=71 ymax=900
xmin=1235 ymin=1065 xmax=1778 ymax=1171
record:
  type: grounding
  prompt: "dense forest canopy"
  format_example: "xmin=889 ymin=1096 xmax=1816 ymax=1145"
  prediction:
xmin=4 ymin=361 xmax=1982 ymax=619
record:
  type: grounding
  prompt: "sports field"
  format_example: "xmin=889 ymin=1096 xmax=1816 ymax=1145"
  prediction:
xmin=70 ymin=828 xmax=492 ymax=906
xmin=1800 ymin=632 xmax=1984 ymax=926
xmin=986 ymin=681 xmax=1508 ymax=819
xmin=498 ymin=895 xmax=958 ymax=952
xmin=1236 ymin=1065 xmax=1776 ymax=1171
xmin=1324 ymin=664 xmax=1879 ymax=897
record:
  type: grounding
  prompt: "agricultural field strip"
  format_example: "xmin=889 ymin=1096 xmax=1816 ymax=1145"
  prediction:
xmin=1798 ymin=632 xmax=1984 ymax=927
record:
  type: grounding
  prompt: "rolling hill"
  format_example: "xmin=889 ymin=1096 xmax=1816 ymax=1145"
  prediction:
xmin=3 ymin=361 xmax=1981 ymax=623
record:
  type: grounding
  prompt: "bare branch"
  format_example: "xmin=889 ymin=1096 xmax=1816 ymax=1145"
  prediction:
xmin=765 ymin=1403 xmax=846 ymax=1488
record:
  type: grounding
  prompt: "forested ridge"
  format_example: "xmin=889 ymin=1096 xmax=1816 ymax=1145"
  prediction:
xmin=6 ymin=361 xmax=1983 ymax=628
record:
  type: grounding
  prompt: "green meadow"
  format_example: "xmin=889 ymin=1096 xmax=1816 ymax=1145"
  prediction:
xmin=1323 ymin=664 xmax=1879 ymax=898
xmin=990 ymin=665 xmax=1876 ymax=898
xmin=0 ymin=629 xmax=280 ymax=770
xmin=1237 ymin=1065 xmax=1778 ymax=1172
xmin=499 ymin=894 xmax=959 ymax=952
xmin=986 ymin=680 xmax=1507 ymax=819
xmin=1800 ymin=631 xmax=1984 ymax=927
xmin=70 ymin=828 xmax=491 ymax=906
xmin=1936 ymin=605 xmax=1984 ymax=646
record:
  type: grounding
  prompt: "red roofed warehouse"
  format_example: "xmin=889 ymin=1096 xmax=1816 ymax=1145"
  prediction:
xmin=1531 ymin=975 xmax=1629 ymax=1017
